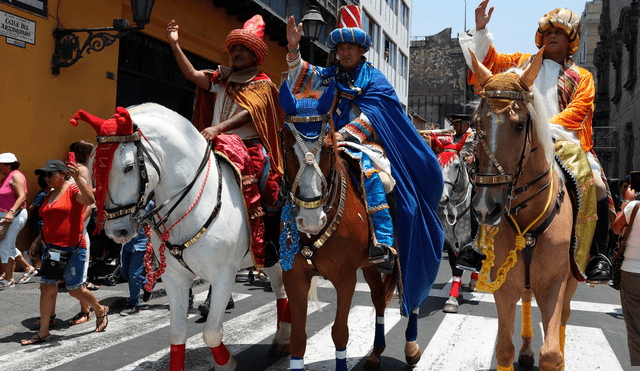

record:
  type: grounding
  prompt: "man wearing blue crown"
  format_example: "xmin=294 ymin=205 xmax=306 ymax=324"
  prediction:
xmin=286 ymin=6 xmax=444 ymax=319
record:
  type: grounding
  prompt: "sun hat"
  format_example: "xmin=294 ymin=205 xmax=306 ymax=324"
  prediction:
xmin=535 ymin=8 xmax=581 ymax=55
xmin=34 ymin=159 xmax=67 ymax=175
xmin=0 ymin=153 xmax=18 ymax=163
xmin=224 ymin=14 xmax=268 ymax=66
xmin=328 ymin=5 xmax=370 ymax=52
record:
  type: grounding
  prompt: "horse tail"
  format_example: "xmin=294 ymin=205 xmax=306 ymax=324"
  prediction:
xmin=382 ymin=267 xmax=399 ymax=308
xmin=308 ymin=275 xmax=322 ymax=312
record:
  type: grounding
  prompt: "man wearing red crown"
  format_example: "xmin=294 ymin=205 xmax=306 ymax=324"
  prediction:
xmin=458 ymin=0 xmax=614 ymax=284
xmin=286 ymin=6 xmax=444 ymax=321
xmin=165 ymin=15 xmax=290 ymax=324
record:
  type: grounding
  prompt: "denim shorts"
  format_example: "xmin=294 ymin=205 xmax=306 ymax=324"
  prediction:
xmin=40 ymin=245 xmax=87 ymax=291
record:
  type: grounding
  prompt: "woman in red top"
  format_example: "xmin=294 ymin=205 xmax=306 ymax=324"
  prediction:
xmin=22 ymin=159 xmax=108 ymax=345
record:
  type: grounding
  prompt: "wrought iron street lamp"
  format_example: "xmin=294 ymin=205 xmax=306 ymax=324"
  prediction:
xmin=51 ymin=0 xmax=155 ymax=75
xmin=301 ymin=5 xmax=325 ymax=64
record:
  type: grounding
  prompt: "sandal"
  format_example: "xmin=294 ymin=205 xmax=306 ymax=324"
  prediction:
xmin=95 ymin=305 xmax=109 ymax=332
xmin=0 ymin=279 xmax=15 ymax=289
xmin=18 ymin=267 xmax=38 ymax=284
xmin=69 ymin=310 xmax=92 ymax=325
xmin=35 ymin=314 xmax=57 ymax=327
xmin=21 ymin=333 xmax=51 ymax=346
xmin=85 ymin=282 xmax=100 ymax=291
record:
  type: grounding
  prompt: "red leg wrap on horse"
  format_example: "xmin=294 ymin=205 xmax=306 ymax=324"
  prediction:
xmin=450 ymin=278 xmax=461 ymax=298
xmin=211 ymin=342 xmax=231 ymax=365
xmin=169 ymin=344 xmax=186 ymax=371
xmin=277 ymin=298 xmax=292 ymax=325
xmin=471 ymin=271 xmax=479 ymax=280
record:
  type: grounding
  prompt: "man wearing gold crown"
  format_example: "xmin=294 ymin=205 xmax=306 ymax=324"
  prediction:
xmin=165 ymin=15 xmax=290 ymax=357
xmin=286 ymin=6 xmax=444 ymax=323
xmin=457 ymin=0 xmax=613 ymax=283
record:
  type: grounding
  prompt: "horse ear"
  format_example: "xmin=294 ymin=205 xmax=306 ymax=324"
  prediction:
xmin=70 ymin=109 xmax=105 ymax=134
xmin=431 ymin=132 xmax=445 ymax=151
xmin=278 ymin=81 xmax=298 ymax=115
xmin=469 ymin=48 xmax=493 ymax=87
xmin=316 ymin=80 xmax=336 ymax=115
xmin=455 ymin=132 xmax=470 ymax=153
xmin=520 ymin=46 xmax=545 ymax=90
xmin=114 ymin=107 xmax=134 ymax=135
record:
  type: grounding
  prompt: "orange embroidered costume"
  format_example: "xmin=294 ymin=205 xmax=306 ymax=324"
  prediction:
xmin=459 ymin=6 xmax=613 ymax=283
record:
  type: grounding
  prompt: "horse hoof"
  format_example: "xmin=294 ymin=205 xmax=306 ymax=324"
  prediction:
xmin=443 ymin=296 xmax=459 ymax=313
xmin=468 ymin=278 xmax=478 ymax=292
xmin=405 ymin=341 xmax=421 ymax=365
xmin=215 ymin=356 xmax=237 ymax=371
xmin=518 ymin=353 xmax=535 ymax=368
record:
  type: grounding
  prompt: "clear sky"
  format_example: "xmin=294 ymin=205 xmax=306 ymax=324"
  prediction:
xmin=411 ymin=0 xmax=591 ymax=55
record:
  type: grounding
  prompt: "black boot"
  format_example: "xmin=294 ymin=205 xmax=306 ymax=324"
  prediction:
xmin=198 ymin=286 xmax=212 ymax=318
xmin=586 ymin=199 xmax=612 ymax=283
xmin=456 ymin=242 xmax=486 ymax=272
xmin=225 ymin=296 xmax=235 ymax=310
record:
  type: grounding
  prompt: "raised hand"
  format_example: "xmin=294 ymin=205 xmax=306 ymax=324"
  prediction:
xmin=287 ymin=16 xmax=302 ymax=49
xmin=166 ymin=19 xmax=179 ymax=45
xmin=475 ymin=0 xmax=494 ymax=31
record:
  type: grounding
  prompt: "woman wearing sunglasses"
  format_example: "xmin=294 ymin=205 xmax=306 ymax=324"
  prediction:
xmin=22 ymin=159 xmax=108 ymax=345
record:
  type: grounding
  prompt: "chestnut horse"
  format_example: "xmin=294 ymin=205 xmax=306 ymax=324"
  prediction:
xmin=469 ymin=48 xmax=580 ymax=371
xmin=278 ymin=81 xmax=423 ymax=371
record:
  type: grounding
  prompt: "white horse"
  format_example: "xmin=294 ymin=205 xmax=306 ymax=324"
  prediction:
xmin=431 ymin=134 xmax=476 ymax=313
xmin=72 ymin=103 xmax=289 ymax=371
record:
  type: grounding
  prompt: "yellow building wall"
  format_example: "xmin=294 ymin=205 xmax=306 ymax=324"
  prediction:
xmin=1 ymin=0 xmax=288 ymax=251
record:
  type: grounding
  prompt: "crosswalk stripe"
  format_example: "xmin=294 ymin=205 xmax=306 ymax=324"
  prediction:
xmin=546 ymin=323 xmax=624 ymax=371
xmin=433 ymin=280 xmax=622 ymax=315
xmin=416 ymin=313 xmax=497 ymax=370
xmin=266 ymin=305 xmax=402 ymax=370
xmin=1 ymin=292 xmax=249 ymax=370
xmin=116 ymin=298 xmax=329 ymax=370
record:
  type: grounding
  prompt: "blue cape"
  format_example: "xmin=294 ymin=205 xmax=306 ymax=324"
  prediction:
xmin=327 ymin=62 xmax=444 ymax=315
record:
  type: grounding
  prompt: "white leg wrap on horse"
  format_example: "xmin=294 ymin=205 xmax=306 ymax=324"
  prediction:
xmin=377 ymin=315 xmax=385 ymax=325
xmin=290 ymin=357 xmax=304 ymax=369
xmin=336 ymin=348 xmax=347 ymax=359
xmin=263 ymin=263 xmax=287 ymax=299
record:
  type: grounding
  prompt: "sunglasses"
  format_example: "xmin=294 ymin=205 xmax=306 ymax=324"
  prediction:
xmin=45 ymin=172 xmax=59 ymax=178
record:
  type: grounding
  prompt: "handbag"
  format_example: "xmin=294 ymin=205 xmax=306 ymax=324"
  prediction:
xmin=40 ymin=246 xmax=72 ymax=281
xmin=611 ymin=203 xmax=640 ymax=290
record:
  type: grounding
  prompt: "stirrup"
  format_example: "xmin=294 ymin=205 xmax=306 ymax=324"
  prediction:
xmin=369 ymin=243 xmax=392 ymax=264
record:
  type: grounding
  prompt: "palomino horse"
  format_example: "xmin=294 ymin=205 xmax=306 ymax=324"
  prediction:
xmin=278 ymin=82 xmax=420 ymax=371
xmin=469 ymin=48 xmax=579 ymax=371
xmin=430 ymin=133 xmax=477 ymax=313
xmin=71 ymin=103 xmax=289 ymax=371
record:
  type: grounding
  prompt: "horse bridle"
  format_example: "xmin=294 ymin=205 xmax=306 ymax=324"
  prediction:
xmin=440 ymin=152 xmax=472 ymax=225
xmin=101 ymin=125 xmax=216 ymax=231
xmin=282 ymin=114 xmax=338 ymax=212
xmin=100 ymin=125 xmax=160 ymax=223
xmin=473 ymin=89 xmax=551 ymax=216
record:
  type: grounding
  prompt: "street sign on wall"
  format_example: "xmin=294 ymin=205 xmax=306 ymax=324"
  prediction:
xmin=0 ymin=10 xmax=35 ymax=45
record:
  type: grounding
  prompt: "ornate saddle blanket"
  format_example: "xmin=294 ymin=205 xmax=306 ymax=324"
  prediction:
xmin=214 ymin=133 xmax=265 ymax=267
xmin=555 ymin=140 xmax=597 ymax=281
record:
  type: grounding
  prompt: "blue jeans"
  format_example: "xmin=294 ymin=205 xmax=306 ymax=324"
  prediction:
xmin=121 ymin=249 xmax=146 ymax=307
xmin=40 ymin=245 xmax=86 ymax=291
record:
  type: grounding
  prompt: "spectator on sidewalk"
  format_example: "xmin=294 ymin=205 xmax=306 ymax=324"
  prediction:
xmin=612 ymin=183 xmax=640 ymax=366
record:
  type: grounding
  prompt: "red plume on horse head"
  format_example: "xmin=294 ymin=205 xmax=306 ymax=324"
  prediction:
xmin=432 ymin=132 xmax=470 ymax=167
xmin=69 ymin=106 xmax=134 ymax=233
xmin=70 ymin=106 xmax=134 ymax=136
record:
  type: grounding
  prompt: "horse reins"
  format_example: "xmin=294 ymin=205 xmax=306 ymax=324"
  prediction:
xmin=475 ymin=87 xmax=567 ymax=291
xmin=100 ymin=127 xmax=224 ymax=273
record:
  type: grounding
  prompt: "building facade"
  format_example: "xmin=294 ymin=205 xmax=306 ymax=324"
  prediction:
xmin=0 ymin=0 xmax=353 ymax=248
xmin=360 ymin=0 xmax=411 ymax=108
xmin=408 ymin=28 xmax=470 ymax=128
xmin=592 ymin=0 xmax=640 ymax=179
xmin=576 ymin=0 xmax=603 ymax=77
